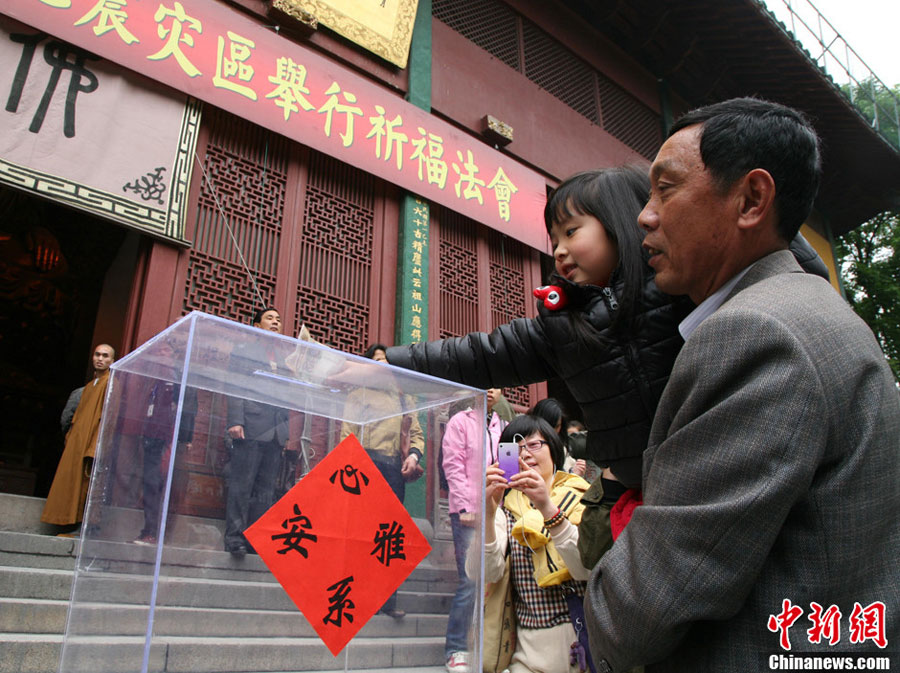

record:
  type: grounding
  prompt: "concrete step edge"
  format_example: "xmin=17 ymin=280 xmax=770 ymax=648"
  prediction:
xmin=1 ymin=564 xmax=453 ymax=590
xmin=0 ymin=596 xmax=450 ymax=620
xmin=0 ymin=633 xmax=445 ymax=644
xmin=0 ymin=539 xmax=456 ymax=583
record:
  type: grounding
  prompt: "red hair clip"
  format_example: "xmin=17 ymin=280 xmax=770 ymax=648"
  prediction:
xmin=533 ymin=285 xmax=568 ymax=310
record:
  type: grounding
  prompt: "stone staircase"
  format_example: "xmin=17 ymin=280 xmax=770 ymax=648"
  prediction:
xmin=0 ymin=494 xmax=457 ymax=673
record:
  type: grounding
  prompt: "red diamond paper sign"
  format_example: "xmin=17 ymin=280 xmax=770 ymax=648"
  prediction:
xmin=244 ymin=433 xmax=432 ymax=656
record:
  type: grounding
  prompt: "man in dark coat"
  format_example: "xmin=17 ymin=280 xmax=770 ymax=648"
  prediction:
xmin=133 ymin=338 xmax=198 ymax=546
xmin=224 ymin=307 xmax=290 ymax=556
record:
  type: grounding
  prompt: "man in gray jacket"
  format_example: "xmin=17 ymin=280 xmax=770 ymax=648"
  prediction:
xmin=585 ymin=98 xmax=899 ymax=671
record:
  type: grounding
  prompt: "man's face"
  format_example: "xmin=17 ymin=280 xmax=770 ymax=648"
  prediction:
xmin=254 ymin=310 xmax=282 ymax=334
xmin=639 ymin=125 xmax=740 ymax=304
xmin=92 ymin=345 xmax=114 ymax=372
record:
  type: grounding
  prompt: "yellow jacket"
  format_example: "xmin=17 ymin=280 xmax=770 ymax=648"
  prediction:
xmin=340 ymin=388 xmax=424 ymax=460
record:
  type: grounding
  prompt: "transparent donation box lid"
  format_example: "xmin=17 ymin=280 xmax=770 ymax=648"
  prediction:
xmin=59 ymin=311 xmax=489 ymax=673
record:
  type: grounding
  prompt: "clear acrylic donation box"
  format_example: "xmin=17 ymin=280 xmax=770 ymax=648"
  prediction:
xmin=58 ymin=311 xmax=488 ymax=673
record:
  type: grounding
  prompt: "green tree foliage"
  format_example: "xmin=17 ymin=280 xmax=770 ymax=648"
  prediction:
xmin=840 ymin=79 xmax=900 ymax=150
xmin=834 ymin=79 xmax=900 ymax=380
xmin=836 ymin=209 xmax=900 ymax=380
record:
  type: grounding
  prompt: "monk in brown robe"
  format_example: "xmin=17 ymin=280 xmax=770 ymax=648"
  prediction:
xmin=42 ymin=344 xmax=116 ymax=528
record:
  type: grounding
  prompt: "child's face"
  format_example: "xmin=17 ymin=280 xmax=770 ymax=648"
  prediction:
xmin=549 ymin=212 xmax=618 ymax=287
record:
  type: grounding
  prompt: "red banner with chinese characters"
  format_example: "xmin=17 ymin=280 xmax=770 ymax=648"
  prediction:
xmin=4 ymin=0 xmax=550 ymax=252
xmin=244 ymin=434 xmax=432 ymax=656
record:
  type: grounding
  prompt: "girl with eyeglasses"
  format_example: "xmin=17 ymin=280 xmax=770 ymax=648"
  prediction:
xmin=470 ymin=414 xmax=592 ymax=673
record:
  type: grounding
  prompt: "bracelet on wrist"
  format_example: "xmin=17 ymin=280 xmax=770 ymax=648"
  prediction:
xmin=543 ymin=507 xmax=565 ymax=529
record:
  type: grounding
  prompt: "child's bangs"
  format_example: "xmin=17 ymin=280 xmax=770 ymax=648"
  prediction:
xmin=544 ymin=181 xmax=594 ymax=231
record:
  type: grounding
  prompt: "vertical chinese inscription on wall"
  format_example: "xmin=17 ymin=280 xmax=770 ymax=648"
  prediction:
xmin=396 ymin=197 xmax=429 ymax=344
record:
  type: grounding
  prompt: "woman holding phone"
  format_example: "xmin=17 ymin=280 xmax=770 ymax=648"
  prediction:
xmin=472 ymin=415 xmax=592 ymax=673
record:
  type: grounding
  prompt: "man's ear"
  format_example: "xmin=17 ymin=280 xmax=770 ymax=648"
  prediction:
xmin=736 ymin=168 xmax=776 ymax=230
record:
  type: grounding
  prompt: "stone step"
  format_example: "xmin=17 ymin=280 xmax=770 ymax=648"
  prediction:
xmin=0 ymin=493 xmax=456 ymax=568
xmin=0 ymin=598 xmax=67 ymax=634
xmin=0 ymin=530 xmax=79 ymax=571
xmin=0 ymin=493 xmax=465 ymax=673
xmin=0 ymin=633 xmax=449 ymax=673
xmin=2 ymin=566 xmax=73 ymax=602
xmin=1 ymin=566 xmax=455 ymax=614
xmin=0 ymin=597 xmax=449 ymax=638
xmin=0 ymin=531 xmax=458 ymax=588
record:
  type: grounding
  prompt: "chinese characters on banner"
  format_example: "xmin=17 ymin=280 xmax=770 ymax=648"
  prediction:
xmin=243 ymin=434 xmax=432 ymax=656
xmin=0 ymin=15 xmax=200 ymax=242
xmin=5 ymin=0 xmax=550 ymax=252
xmin=767 ymin=598 xmax=889 ymax=651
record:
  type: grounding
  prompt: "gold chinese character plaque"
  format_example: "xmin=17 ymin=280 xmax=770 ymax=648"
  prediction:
xmin=293 ymin=0 xmax=419 ymax=68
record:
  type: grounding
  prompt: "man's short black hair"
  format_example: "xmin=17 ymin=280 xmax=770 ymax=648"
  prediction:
xmin=669 ymin=97 xmax=821 ymax=241
xmin=252 ymin=306 xmax=279 ymax=325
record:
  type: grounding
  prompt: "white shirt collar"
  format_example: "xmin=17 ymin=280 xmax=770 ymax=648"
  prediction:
xmin=678 ymin=265 xmax=753 ymax=342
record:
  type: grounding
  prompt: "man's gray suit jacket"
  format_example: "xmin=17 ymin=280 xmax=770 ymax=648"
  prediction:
xmin=226 ymin=340 xmax=289 ymax=446
xmin=586 ymin=249 xmax=900 ymax=672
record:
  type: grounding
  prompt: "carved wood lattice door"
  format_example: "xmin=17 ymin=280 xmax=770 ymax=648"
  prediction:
xmin=435 ymin=207 xmax=539 ymax=410
xmin=431 ymin=206 xmax=542 ymax=536
xmin=294 ymin=150 xmax=376 ymax=355
xmin=176 ymin=108 xmax=382 ymax=517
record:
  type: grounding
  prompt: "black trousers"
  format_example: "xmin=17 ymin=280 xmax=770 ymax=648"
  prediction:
xmin=367 ymin=451 xmax=405 ymax=611
xmin=225 ymin=438 xmax=282 ymax=550
xmin=139 ymin=437 xmax=166 ymax=538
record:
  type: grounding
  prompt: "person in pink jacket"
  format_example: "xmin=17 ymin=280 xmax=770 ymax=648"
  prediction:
xmin=442 ymin=388 xmax=508 ymax=673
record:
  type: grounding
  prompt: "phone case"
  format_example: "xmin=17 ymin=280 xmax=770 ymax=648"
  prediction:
xmin=498 ymin=442 xmax=519 ymax=481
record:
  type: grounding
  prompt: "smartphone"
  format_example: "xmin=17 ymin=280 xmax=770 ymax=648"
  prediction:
xmin=498 ymin=442 xmax=520 ymax=481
